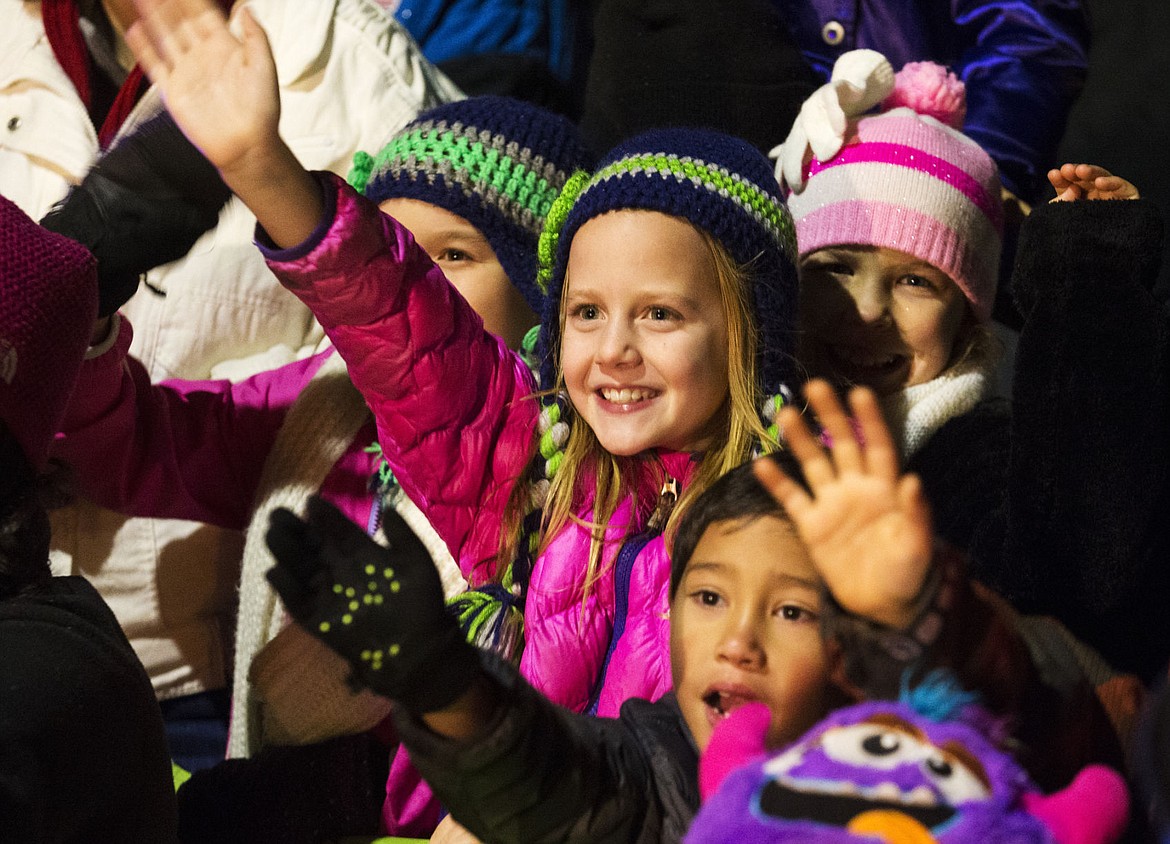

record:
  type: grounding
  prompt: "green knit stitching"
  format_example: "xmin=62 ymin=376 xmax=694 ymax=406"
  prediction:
xmin=347 ymin=150 xmax=376 ymax=194
xmin=536 ymin=169 xmax=591 ymax=293
xmin=538 ymin=403 xmax=563 ymax=459
xmin=589 ymin=154 xmax=797 ymax=258
xmin=763 ymin=392 xmax=785 ymax=446
xmin=371 ymin=128 xmax=558 ymax=217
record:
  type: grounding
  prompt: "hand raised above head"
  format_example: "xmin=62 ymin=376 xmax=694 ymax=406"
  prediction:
xmin=265 ymin=496 xmax=479 ymax=714
xmin=126 ymin=0 xmax=280 ymax=178
xmin=1048 ymin=163 xmax=1140 ymax=202
xmin=753 ymin=380 xmax=933 ymax=629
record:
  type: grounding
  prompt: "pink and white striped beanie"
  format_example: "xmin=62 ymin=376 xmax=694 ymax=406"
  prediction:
xmin=785 ymin=59 xmax=1003 ymax=323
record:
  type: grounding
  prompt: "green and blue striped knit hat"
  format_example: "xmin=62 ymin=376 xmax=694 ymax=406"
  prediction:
xmin=348 ymin=96 xmax=591 ymax=315
xmin=535 ymin=127 xmax=800 ymax=424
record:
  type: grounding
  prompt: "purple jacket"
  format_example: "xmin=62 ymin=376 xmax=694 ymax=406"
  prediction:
xmin=261 ymin=175 xmax=683 ymax=717
xmin=771 ymin=0 xmax=1089 ymax=202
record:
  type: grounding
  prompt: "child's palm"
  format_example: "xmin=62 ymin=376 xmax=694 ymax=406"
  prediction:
xmin=126 ymin=1 xmax=279 ymax=173
xmin=797 ymin=472 xmax=931 ymax=627
xmin=756 ymin=381 xmax=933 ymax=630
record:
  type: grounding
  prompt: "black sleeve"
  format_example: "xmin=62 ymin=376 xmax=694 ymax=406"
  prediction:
xmin=915 ymin=198 xmax=1170 ymax=681
xmin=1010 ymin=198 xmax=1170 ymax=678
xmin=39 ymin=109 xmax=231 ymax=317
xmin=393 ymin=654 xmax=699 ymax=843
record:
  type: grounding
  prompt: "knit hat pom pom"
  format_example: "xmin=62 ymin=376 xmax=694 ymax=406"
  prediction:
xmin=882 ymin=62 xmax=966 ymax=129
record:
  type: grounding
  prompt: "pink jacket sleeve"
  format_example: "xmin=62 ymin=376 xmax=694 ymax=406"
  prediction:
xmin=261 ymin=174 xmax=540 ymax=583
xmin=52 ymin=318 xmax=329 ymax=531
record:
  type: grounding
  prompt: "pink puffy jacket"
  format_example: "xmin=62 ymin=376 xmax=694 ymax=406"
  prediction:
xmin=262 ymin=175 xmax=687 ymax=718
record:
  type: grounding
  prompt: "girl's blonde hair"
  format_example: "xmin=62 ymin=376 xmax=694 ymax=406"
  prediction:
xmin=505 ymin=226 xmax=778 ymax=601
xmin=459 ymin=128 xmax=800 ymax=656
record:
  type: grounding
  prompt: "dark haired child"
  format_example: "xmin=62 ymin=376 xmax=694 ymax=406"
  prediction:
xmin=263 ymin=381 xmax=1125 ymax=841
xmin=0 ymin=195 xmax=175 ymax=841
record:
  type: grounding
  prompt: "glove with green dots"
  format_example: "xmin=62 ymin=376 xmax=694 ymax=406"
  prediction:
xmin=265 ymin=495 xmax=479 ymax=714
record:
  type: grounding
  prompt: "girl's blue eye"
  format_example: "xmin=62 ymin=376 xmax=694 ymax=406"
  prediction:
xmin=573 ymin=304 xmax=599 ymax=320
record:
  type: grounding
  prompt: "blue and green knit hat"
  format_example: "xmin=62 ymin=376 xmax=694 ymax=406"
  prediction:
xmin=348 ymin=96 xmax=591 ymax=315
xmin=535 ymin=127 xmax=800 ymax=430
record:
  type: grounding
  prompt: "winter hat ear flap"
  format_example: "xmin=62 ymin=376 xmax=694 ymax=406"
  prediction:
xmin=534 ymin=168 xmax=592 ymax=394
xmin=0 ymin=195 xmax=97 ymax=484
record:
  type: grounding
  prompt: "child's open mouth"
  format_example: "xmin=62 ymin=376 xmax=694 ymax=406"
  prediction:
xmin=826 ymin=346 xmax=908 ymax=389
xmin=703 ymin=688 xmax=757 ymax=722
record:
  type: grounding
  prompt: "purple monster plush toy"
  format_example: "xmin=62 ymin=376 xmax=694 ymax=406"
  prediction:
xmin=688 ymin=674 xmax=1129 ymax=843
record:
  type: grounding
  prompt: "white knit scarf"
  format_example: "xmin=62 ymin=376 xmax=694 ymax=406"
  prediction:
xmin=226 ymin=350 xmax=466 ymax=757
xmin=880 ymin=330 xmax=1000 ymax=459
xmin=226 ymin=350 xmax=372 ymax=758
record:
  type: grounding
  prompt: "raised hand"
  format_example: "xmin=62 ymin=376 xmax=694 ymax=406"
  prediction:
xmin=125 ymin=0 xmax=279 ymax=177
xmin=753 ymin=380 xmax=933 ymax=629
xmin=123 ymin=0 xmax=322 ymax=248
xmin=1048 ymin=163 xmax=1140 ymax=202
xmin=265 ymin=496 xmax=479 ymax=714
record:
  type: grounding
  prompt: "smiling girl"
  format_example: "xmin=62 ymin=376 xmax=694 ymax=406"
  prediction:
xmin=778 ymin=52 xmax=1170 ymax=685
xmin=122 ymin=0 xmax=799 ymax=747
xmin=780 ymin=56 xmax=1004 ymax=457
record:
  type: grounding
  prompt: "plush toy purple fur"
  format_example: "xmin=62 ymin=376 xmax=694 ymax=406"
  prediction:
xmin=687 ymin=676 xmax=1129 ymax=843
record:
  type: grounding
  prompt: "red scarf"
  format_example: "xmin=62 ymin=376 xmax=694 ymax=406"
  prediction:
xmin=41 ymin=0 xmax=232 ymax=147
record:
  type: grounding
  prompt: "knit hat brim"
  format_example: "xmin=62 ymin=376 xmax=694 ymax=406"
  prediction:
xmin=0 ymin=196 xmax=98 ymax=476
xmin=537 ymin=128 xmax=800 ymax=401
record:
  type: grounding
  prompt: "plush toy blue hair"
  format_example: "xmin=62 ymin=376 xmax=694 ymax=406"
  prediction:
xmin=687 ymin=674 xmax=1129 ymax=843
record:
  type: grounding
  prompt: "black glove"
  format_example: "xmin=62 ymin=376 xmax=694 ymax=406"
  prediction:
xmin=40 ymin=109 xmax=231 ymax=317
xmin=266 ymin=496 xmax=479 ymax=714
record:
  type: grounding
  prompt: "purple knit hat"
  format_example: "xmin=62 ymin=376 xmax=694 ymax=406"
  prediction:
xmin=787 ymin=61 xmax=1003 ymax=323
xmin=0 ymin=195 xmax=98 ymax=474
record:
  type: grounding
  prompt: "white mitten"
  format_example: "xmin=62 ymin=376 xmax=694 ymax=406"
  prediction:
xmin=770 ymin=49 xmax=896 ymax=192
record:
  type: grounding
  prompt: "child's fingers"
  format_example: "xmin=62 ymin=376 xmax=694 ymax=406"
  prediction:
xmin=1074 ymin=163 xmax=1110 ymax=182
xmin=1093 ymin=175 xmax=1139 ymax=199
xmin=129 ymin=0 xmax=173 ymax=65
xmin=238 ymin=8 xmax=273 ymax=64
xmin=125 ymin=23 xmax=169 ymax=86
xmin=778 ymin=405 xmax=836 ymax=489
xmin=265 ymin=508 xmax=324 ymax=586
xmin=306 ymin=495 xmax=378 ymax=562
xmin=752 ymin=456 xmax=813 ymax=521
xmin=847 ymin=386 xmax=899 ymax=481
xmin=379 ymin=506 xmax=433 ymax=571
xmin=804 ymin=379 xmax=864 ymax=474
xmin=896 ymin=473 xmax=932 ymax=543
xmin=137 ymin=0 xmax=197 ymax=60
